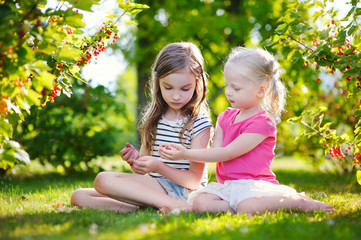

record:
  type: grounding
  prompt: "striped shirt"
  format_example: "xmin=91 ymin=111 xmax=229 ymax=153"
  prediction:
xmin=149 ymin=113 xmax=213 ymax=186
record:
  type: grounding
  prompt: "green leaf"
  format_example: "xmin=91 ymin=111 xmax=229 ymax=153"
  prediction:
xmin=67 ymin=0 xmax=100 ymax=12
xmin=0 ymin=160 xmax=15 ymax=170
xmin=348 ymin=25 xmax=359 ymax=35
xmin=356 ymin=8 xmax=361 ymax=16
xmin=275 ymin=23 xmax=288 ymax=35
xmin=0 ymin=140 xmax=30 ymax=166
xmin=36 ymin=71 xmax=55 ymax=90
xmin=33 ymin=60 xmax=51 ymax=71
xmin=13 ymin=148 xmax=30 ymax=165
xmin=59 ymin=46 xmax=82 ymax=61
xmin=319 ymin=106 xmax=327 ymax=112
xmin=357 ymin=170 xmax=361 ymax=185
xmin=65 ymin=14 xmax=85 ymax=28
xmin=135 ymin=3 xmax=150 ymax=9
xmin=124 ymin=20 xmax=137 ymax=25
xmin=320 ymin=122 xmax=332 ymax=131
xmin=24 ymin=89 xmax=42 ymax=106
xmin=336 ymin=30 xmax=347 ymax=43
xmin=342 ymin=6 xmax=355 ymax=20
xmin=105 ymin=12 xmax=117 ymax=19
xmin=128 ymin=9 xmax=142 ymax=15
xmin=0 ymin=118 xmax=13 ymax=138
xmin=0 ymin=4 xmax=12 ymax=20
xmin=15 ymin=95 xmax=31 ymax=113
xmin=118 ymin=1 xmax=131 ymax=9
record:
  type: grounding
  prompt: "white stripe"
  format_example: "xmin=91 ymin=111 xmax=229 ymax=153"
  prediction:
xmin=149 ymin=114 xmax=212 ymax=183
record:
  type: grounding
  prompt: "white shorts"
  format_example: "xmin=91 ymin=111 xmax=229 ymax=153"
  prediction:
xmin=187 ymin=179 xmax=305 ymax=212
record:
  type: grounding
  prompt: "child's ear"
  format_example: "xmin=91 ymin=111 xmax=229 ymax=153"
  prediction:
xmin=257 ymin=85 xmax=268 ymax=97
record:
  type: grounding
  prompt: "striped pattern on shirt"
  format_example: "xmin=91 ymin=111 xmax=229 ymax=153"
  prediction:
xmin=149 ymin=113 xmax=213 ymax=186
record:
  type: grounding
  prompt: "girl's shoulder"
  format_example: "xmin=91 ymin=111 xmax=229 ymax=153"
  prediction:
xmin=193 ymin=112 xmax=213 ymax=127
xmin=251 ymin=111 xmax=277 ymax=127
xmin=217 ymin=107 xmax=239 ymax=123
xmin=189 ymin=112 xmax=213 ymax=138
xmin=243 ymin=111 xmax=277 ymax=136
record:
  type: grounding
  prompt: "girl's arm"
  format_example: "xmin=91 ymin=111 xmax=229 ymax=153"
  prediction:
xmin=133 ymin=127 xmax=212 ymax=190
xmin=159 ymin=123 xmax=267 ymax=163
xmin=209 ymin=122 xmax=223 ymax=148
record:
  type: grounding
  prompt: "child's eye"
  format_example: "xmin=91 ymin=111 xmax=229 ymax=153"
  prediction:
xmin=164 ymin=87 xmax=172 ymax=90
xmin=182 ymin=88 xmax=190 ymax=91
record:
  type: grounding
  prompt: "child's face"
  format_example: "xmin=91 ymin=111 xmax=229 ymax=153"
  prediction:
xmin=159 ymin=71 xmax=196 ymax=115
xmin=224 ymin=63 xmax=261 ymax=110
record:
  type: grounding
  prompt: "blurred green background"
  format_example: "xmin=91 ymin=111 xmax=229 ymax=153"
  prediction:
xmin=10 ymin=0 xmax=359 ymax=175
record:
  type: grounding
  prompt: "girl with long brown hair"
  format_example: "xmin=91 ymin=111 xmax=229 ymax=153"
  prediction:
xmin=71 ymin=42 xmax=212 ymax=212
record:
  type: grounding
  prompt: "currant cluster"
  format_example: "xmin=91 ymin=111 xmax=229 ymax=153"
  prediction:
xmin=0 ymin=97 xmax=8 ymax=117
xmin=75 ymin=22 xmax=118 ymax=67
xmin=353 ymin=152 xmax=361 ymax=167
xmin=40 ymin=84 xmax=61 ymax=107
xmin=304 ymin=19 xmax=360 ymax=86
xmin=328 ymin=145 xmax=346 ymax=159
xmin=327 ymin=145 xmax=361 ymax=168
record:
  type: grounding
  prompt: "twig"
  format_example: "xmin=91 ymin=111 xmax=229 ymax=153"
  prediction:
xmin=288 ymin=35 xmax=313 ymax=51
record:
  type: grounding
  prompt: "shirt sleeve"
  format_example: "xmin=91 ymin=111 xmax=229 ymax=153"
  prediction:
xmin=217 ymin=108 xmax=232 ymax=130
xmin=243 ymin=113 xmax=276 ymax=137
xmin=192 ymin=113 xmax=213 ymax=138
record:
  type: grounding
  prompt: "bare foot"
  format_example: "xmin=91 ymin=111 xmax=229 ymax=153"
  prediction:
xmin=301 ymin=197 xmax=334 ymax=213
xmin=158 ymin=203 xmax=192 ymax=215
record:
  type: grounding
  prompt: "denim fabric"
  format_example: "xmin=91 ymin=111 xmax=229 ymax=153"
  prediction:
xmin=156 ymin=177 xmax=192 ymax=201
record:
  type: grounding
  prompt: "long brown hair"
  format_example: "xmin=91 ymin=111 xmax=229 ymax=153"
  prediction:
xmin=139 ymin=42 xmax=209 ymax=155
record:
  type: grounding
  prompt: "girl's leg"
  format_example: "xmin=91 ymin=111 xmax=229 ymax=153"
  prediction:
xmin=71 ymin=188 xmax=138 ymax=212
xmin=236 ymin=195 xmax=334 ymax=215
xmin=93 ymin=172 xmax=191 ymax=211
xmin=192 ymin=193 xmax=235 ymax=213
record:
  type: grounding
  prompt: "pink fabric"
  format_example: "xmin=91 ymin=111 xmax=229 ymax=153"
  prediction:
xmin=216 ymin=108 xmax=279 ymax=184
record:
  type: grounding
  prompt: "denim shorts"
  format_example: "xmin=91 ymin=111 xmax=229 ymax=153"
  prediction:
xmin=156 ymin=177 xmax=192 ymax=201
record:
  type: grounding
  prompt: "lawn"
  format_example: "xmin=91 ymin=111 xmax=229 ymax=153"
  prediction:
xmin=0 ymin=157 xmax=360 ymax=240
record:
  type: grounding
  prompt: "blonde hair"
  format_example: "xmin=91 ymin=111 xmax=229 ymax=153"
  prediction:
xmin=139 ymin=42 xmax=209 ymax=155
xmin=225 ymin=47 xmax=287 ymax=123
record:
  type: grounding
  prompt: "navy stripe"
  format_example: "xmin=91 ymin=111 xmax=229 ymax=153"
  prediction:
xmin=156 ymin=133 xmax=188 ymax=140
xmin=151 ymin=114 xmax=212 ymax=180
xmin=193 ymin=125 xmax=212 ymax=135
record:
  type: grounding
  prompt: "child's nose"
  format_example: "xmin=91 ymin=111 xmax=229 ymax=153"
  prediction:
xmin=173 ymin=91 xmax=181 ymax=100
xmin=225 ymin=88 xmax=231 ymax=97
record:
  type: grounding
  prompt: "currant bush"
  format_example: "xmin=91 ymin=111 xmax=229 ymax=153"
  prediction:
xmin=266 ymin=0 xmax=361 ymax=177
xmin=0 ymin=0 xmax=148 ymax=172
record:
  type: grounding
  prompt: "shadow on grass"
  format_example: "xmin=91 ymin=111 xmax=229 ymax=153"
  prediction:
xmin=0 ymin=208 xmax=159 ymax=239
xmin=207 ymin=168 xmax=360 ymax=194
xmin=274 ymin=169 xmax=361 ymax=194
xmin=2 ymin=208 xmax=360 ymax=240
xmin=2 ymin=168 xmax=360 ymax=196
xmin=1 ymin=167 xmax=360 ymax=240
xmin=1 ymin=172 xmax=97 ymax=194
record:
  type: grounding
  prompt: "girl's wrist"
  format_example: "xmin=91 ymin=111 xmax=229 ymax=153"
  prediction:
xmin=183 ymin=149 xmax=190 ymax=160
xmin=154 ymin=158 xmax=165 ymax=173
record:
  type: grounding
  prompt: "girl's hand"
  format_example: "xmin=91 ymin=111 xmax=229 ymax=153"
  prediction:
xmin=132 ymin=156 xmax=160 ymax=175
xmin=158 ymin=143 xmax=187 ymax=160
xmin=119 ymin=143 xmax=139 ymax=161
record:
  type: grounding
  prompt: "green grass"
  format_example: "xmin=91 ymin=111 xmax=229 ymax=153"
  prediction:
xmin=1 ymin=157 xmax=360 ymax=240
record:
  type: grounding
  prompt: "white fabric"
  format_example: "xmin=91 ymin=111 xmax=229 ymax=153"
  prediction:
xmin=187 ymin=179 xmax=305 ymax=211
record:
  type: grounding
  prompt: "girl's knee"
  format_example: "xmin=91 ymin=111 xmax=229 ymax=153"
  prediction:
xmin=236 ymin=198 xmax=259 ymax=215
xmin=71 ymin=189 xmax=87 ymax=207
xmin=192 ymin=197 xmax=208 ymax=212
xmin=93 ymin=172 xmax=110 ymax=194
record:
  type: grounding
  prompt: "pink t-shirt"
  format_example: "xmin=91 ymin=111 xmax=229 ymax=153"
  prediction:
xmin=216 ymin=108 xmax=279 ymax=184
